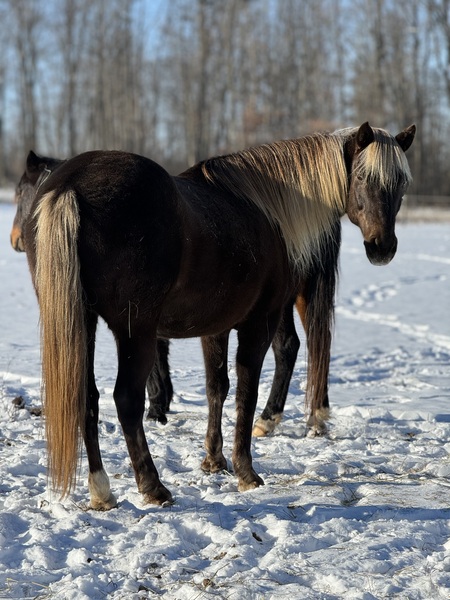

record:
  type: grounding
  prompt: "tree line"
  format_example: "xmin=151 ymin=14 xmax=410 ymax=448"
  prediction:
xmin=0 ymin=0 xmax=449 ymax=200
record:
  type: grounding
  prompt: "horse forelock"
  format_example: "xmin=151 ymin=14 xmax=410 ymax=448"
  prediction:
xmin=201 ymin=134 xmax=348 ymax=272
xmin=337 ymin=126 xmax=413 ymax=191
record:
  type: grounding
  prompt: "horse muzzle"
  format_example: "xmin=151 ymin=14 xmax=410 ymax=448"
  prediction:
xmin=10 ymin=227 xmax=25 ymax=252
xmin=364 ymin=235 xmax=397 ymax=266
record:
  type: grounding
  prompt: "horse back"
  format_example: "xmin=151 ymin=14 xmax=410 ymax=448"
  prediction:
xmin=25 ymin=151 xmax=184 ymax=334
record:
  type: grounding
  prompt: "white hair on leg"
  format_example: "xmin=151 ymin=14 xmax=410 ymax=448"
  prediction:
xmin=88 ymin=469 xmax=117 ymax=510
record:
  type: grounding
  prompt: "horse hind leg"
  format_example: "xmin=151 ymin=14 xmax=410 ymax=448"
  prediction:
xmin=253 ymin=301 xmax=299 ymax=437
xmin=146 ymin=339 xmax=173 ymax=424
xmin=304 ymin=221 xmax=339 ymax=436
xmin=159 ymin=339 xmax=174 ymax=412
xmin=83 ymin=312 xmax=117 ymax=510
xmin=201 ymin=333 xmax=230 ymax=474
xmin=298 ymin=294 xmax=331 ymax=437
xmin=114 ymin=334 xmax=173 ymax=506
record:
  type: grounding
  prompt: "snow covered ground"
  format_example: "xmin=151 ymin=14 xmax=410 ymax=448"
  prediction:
xmin=1 ymin=199 xmax=450 ymax=599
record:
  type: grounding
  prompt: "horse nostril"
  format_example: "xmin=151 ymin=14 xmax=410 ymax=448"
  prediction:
xmin=11 ymin=233 xmax=25 ymax=253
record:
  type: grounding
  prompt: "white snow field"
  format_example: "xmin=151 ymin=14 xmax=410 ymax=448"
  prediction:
xmin=1 ymin=199 xmax=450 ymax=599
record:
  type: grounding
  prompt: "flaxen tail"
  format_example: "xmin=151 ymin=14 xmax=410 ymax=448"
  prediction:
xmin=33 ymin=190 xmax=87 ymax=496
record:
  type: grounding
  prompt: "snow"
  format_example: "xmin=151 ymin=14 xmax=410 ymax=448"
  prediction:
xmin=1 ymin=200 xmax=450 ymax=599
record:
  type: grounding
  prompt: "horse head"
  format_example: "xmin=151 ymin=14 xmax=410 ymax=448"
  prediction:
xmin=346 ymin=122 xmax=416 ymax=265
xmin=11 ymin=151 xmax=64 ymax=252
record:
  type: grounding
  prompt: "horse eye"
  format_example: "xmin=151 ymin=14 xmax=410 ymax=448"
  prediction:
xmin=398 ymin=177 xmax=409 ymax=191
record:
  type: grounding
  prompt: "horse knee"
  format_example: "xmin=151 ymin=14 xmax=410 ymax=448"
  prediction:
xmin=290 ymin=332 xmax=301 ymax=354
xmin=281 ymin=331 xmax=300 ymax=362
xmin=206 ymin=376 xmax=229 ymax=404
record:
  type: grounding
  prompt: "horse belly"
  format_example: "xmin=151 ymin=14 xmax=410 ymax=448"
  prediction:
xmin=158 ymin=252 xmax=289 ymax=338
xmin=158 ymin=289 xmax=251 ymax=338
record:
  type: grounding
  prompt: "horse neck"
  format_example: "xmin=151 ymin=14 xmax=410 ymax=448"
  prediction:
xmin=201 ymin=136 xmax=347 ymax=272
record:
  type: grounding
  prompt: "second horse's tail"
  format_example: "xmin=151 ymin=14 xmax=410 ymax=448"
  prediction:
xmin=33 ymin=189 xmax=87 ymax=496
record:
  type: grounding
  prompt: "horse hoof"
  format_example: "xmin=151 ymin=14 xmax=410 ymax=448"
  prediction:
xmin=306 ymin=408 xmax=330 ymax=436
xmin=90 ymin=493 xmax=118 ymax=511
xmin=252 ymin=419 xmax=273 ymax=437
xmin=307 ymin=425 xmax=327 ymax=437
xmin=238 ymin=475 xmax=264 ymax=492
xmin=252 ymin=414 xmax=282 ymax=437
xmin=143 ymin=485 xmax=174 ymax=506
xmin=201 ymin=455 xmax=228 ymax=473
xmin=146 ymin=410 xmax=168 ymax=425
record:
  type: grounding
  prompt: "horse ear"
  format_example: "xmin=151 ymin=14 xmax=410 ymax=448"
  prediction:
xmin=355 ymin=122 xmax=375 ymax=150
xmin=395 ymin=124 xmax=416 ymax=152
xmin=26 ymin=150 xmax=46 ymax=173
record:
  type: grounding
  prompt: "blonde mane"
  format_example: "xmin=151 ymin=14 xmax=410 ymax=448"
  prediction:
xmin=201 ymin=127 xmax=411 ymax=272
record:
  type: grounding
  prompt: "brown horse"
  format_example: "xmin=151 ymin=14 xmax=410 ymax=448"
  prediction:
xmin=19 ymin=123 xmax=415 ymax=509
xmin=146 ymin=226 xmax=341 ymax=438
xmin=12 ymin=151 xmax=338 ymax=437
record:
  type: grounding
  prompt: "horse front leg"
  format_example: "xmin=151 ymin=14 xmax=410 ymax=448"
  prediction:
xmin=82 ymin=311 xmax=117 ymax=510
xmin=234 ymin=316 xmax=278 ymax=491
xmin=253 ymin=300 xmax=300 ymax=437
xmin=114 ymin=334 xmax=173 ymax=506
xmin=146 ymin=338 xmax=173 ymax=423
xmin=201 ymin=332 xmax=230 ymax=473
xmin=296 ymin=293 xmax=331 ymax=436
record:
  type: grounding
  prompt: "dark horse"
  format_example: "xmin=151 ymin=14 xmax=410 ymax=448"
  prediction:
xmin=146 ymin=237 xmax=341 ymax=438
xmin=19 ymin=123 xmax=415 ymax=509
xmin=12 ymin=151 xmax=339 ymax=437
xmin=12 ymin=153 xmax=177 ymax=423
xmin=11 ymin=151 xmax=65 ymax=252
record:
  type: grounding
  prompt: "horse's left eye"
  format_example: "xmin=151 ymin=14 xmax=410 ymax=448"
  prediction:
xmin=399 ymin=177 xmax=409 ymax=191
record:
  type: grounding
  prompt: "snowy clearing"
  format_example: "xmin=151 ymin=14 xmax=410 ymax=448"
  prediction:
xmin=1 ymin=200 xmax=450 ymax=599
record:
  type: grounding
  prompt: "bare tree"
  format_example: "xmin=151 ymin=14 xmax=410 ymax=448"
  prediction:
xmin=267 ymin=0 xmax=345 ymax=136
xmin=1 ymin=0 xmax=448 ymax=197
xmin=52 ymin=0 xmax=92 ymax=156
xmin=428 ymin=0 xmax=450 ymax=99
xmin=8 ymin=0 xmax=43 ymax=153
xmin=161 ymin=0 xmax=255 ymax=164
xmin=0 ymin=2 xmax=7 ymax=181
